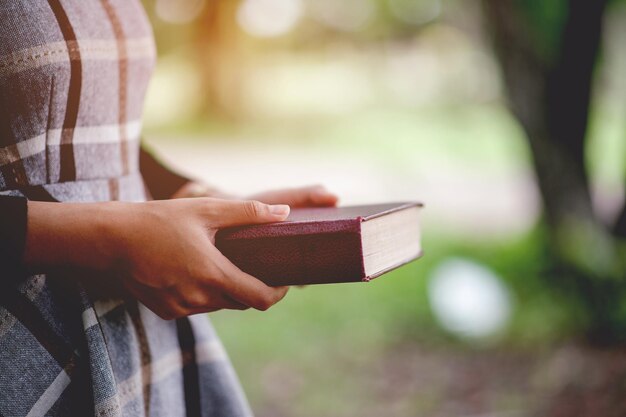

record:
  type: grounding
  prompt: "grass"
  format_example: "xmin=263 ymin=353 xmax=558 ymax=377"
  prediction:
xmin=208 ymin=229 xmax=588 ymax=415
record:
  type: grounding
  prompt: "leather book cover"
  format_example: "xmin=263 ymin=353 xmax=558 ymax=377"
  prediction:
xmin=215 ymin=202 xmax=422 ymax=286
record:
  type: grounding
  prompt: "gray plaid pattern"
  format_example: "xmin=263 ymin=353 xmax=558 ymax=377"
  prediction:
xmin=0 ymin=1 xmax=253 ymax=416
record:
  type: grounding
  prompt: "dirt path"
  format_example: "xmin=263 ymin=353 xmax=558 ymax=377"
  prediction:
xmin=253 ymin=342 xmax=626 ymax=417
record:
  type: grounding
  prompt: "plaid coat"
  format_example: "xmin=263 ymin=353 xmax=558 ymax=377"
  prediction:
xmin=0 ymin=1 xmax=253 ymax=416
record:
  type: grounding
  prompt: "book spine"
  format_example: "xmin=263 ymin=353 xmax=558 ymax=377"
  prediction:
xmin=215 ymin=220 xmax=365 ymax=286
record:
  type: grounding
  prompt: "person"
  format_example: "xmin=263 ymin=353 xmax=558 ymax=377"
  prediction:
xmin=0 ymin=1 xmax=338 ymax=416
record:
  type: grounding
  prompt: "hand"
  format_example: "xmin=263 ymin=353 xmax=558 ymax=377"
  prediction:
xmin=25 ymin=198 xmax=291 ymax=319
xmin=248 ymin=185 xmax=338 ymax=290
xmin=172 ymin=182 xmax=339 ymax=209
xmin=248 ymin=185 xmax=339 ymax=208
xmin=171 ymin=181 xmax=236 ymax=200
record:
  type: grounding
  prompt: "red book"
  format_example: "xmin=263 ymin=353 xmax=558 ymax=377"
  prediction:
xmin=215 ymin=202 xmax=423 ymax=286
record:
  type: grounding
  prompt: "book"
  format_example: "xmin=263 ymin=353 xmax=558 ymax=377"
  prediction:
xmin=215 ymin=202 xmax=423 ymax=286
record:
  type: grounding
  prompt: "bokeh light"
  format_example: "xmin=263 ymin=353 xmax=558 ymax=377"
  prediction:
xmin=307 ymin=0 xmax=377 ymax=32
xmin=428 ymin=258 xmax=512 ymax=339
xmin=155 ymin=0 xmax=205 ymax=24
xmin=237 ymin=0 xmax=304 ymax=38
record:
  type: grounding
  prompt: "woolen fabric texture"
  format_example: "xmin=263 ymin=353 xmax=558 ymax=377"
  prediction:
xmin=0 ymin=1 xmax=253 ymax=416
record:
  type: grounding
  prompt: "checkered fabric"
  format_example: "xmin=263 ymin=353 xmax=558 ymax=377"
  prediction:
xmin=0 ymin=1 xmax=253 ymax=416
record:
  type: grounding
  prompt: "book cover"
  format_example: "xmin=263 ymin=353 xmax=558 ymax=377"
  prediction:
xmin=215 ymin=202 xmax=423 ymax=286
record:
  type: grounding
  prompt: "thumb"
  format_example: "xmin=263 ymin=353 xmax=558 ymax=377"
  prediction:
xmin=212 ymin=199 xmax=290 ymax=228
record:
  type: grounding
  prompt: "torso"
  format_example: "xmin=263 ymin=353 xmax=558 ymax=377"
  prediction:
xmin=0 ymin=0 xmax=154 ymax=198
xmin=0 ymin=3 xmax=252 ymax=416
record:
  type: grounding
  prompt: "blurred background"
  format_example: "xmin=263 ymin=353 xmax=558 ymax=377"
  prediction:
xmin=141 ymin=0 xmax=626 ymax=416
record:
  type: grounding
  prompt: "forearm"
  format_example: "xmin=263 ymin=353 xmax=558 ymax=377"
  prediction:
xmin=24 ymin=201 xmax=125 ymax=273
xmin=140 ymin=144 xmax=234 ymax=200
xmin=6 ymin=189 xmax=328 ymax=318
xmin=140 ymin=145 xmax=189 ymax=199
xmin=22 ymin=197 xmax=290 ymax=319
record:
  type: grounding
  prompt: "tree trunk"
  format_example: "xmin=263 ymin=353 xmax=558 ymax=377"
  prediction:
xmin=193 ymin=0 xmax=243 ymax=119
xmin=482 ymin=0 xmax=625 ymax=343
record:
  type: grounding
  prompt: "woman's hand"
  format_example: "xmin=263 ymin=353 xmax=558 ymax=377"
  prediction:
xmin=171 ymin=182 xmax=236 ymax=200
xmin=24 ymin=198 xmax=291 ymax=319
xmin=172 ymin=181 xmax=339 ymax=208
xmin=248 ymin=185 xmax=339 ymax=208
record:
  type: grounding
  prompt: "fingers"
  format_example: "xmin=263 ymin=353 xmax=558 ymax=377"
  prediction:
xmin=125 ymin=278 xmax=253 ymax=320
xmin=307 ymin=185 xmax=339 ymax=207
xmin=124 ymin=278 xmax=186 ymax=320
xmin=251 ymin=185 xmax=339 ymax=208
xmin=206 ymin=246 xmax=289 ymax=311
xmin=172 ymin=182 xmax=235 ymax=200
xmin=207 ymin=198 xmax=290 ymax=228
xmin=125 ymin=251 xmax=289 ymax=319
xmin=180 ymin=292 xmax=251 ymax=315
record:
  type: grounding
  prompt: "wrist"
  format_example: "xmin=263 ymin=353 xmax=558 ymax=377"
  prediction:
xmin=92 ymin=202 xmax=133 ymax=270
xmin=24 ymin=201 xmax=130 ymax=272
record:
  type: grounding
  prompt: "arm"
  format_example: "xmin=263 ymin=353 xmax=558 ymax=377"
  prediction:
xmin=140 ymin=144 xmax=233 ymax=200
xmin=0 ymin=196 xmax=28 ymax=278
xmin=21 ymin=197 xmax=291 ymax=319
xmin=139 ymin=145 xmax=190 ymax=200
xmin=140 ymin=144 xmax=340 ymax=206
xmin=176 ymin=182 xmax=340 ymax=208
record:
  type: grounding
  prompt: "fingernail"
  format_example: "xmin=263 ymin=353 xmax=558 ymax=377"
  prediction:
xmin=269 ymin=204 xmax=290 ymax=216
